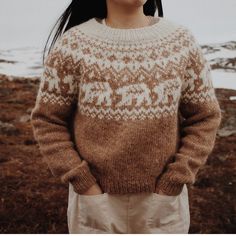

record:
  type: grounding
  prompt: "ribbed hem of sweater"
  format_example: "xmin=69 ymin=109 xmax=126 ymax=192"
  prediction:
xmin=98 ymin=177 xmax=185 ymax=195
xmin=99 ymin=178 xmax=157 ymax=194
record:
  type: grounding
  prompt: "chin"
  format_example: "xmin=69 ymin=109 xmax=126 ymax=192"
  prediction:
xmin=112 ymin=0 xmax=147 ymax=7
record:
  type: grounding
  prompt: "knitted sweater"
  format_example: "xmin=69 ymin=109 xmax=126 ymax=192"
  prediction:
xmin=30 ymin=15 xmax=222 ymax=196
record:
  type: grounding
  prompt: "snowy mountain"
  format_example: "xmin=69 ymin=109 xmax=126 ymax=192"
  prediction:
xmin=203 ymin=41 xmax=236 ymax=72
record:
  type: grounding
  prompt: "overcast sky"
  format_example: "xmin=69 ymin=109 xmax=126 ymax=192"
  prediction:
xmin=0 ymin=0 xmax=236 ymax=49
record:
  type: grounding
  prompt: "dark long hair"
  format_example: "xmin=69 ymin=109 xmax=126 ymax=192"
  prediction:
xmin=43 ymin=0 xmax=163 ymax=64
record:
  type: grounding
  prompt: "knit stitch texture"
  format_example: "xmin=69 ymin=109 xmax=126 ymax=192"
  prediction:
xmin=30 ymin=15 xmax=222 ymax=196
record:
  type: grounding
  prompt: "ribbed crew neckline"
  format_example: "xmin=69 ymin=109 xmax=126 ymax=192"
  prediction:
xmin=77 ymin=15 xmax=178 ymax=44
xmin=100 ymin=15 xmax=157 ymax=27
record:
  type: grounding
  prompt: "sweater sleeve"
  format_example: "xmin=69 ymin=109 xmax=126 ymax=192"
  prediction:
xmin=155 ymin=29 xmax=222 ymax=196
xmin=30 ymin=31 xmax=97 ymax=194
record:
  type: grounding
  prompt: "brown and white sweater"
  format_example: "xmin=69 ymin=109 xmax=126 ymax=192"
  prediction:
xmin=30 ymin=16 xmax=222 ymax=196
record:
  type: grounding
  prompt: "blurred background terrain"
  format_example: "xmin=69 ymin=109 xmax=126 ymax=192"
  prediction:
xmin=0 ymin=0 xmax=235 ymax=233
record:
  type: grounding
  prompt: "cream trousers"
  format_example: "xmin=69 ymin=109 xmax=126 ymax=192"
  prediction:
xmin=67 ymin=182 xmax=190 ymax=234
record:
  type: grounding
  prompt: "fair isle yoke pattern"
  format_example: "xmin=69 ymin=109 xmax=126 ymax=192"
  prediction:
xmin=31 ymin=16 xmax=222 ymax=195
xmin=38 ymin=17 xmax=217 ymax=121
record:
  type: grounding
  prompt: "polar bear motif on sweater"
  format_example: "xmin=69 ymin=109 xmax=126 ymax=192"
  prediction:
xmin=63 ymin=75 xmax=77 ymax=95
xmin=41 ymin=67 xmax=61 ymax=93
xmin=116 ymin=83 xmax=152 ymax=107
xmin=153 ymin=78 xmax=182 ymax=106
xmin=81 ymin=81 xmax=113 ymax=106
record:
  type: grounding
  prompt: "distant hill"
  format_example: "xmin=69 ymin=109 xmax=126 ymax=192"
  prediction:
xmin=202 ymin=41 xmax=236 ymax=72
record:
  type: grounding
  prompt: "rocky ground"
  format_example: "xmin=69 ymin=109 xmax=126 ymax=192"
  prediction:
xmin=0 ymin=73 xmax=235 ymax=233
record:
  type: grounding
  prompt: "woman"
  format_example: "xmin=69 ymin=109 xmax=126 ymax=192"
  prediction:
xmin=30 ymin=0 xmax=222 ymax=233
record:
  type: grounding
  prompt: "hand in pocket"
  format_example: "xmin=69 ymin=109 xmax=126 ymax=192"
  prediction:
xmin=157 ymin=189 xmax=169 ymax=196
xmin=81 ymin=183 xmax=104 ymax=196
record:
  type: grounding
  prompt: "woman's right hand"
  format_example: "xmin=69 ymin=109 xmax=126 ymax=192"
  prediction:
xmin=81 ymin=183 xmax=104 ymax=196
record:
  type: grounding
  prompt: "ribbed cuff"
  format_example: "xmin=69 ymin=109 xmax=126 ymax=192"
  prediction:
xmin=61 ymin=159 xmax=97 ymax=194
xmin=155 ymin=176 xmax=185 ymax=196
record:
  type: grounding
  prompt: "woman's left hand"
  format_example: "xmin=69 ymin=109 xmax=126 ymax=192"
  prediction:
xmin=157 ymin=189 xmax=168 ymax=195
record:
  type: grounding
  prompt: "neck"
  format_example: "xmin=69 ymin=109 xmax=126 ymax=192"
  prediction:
xmin=105 ymin=1 xmax=149 ymax=29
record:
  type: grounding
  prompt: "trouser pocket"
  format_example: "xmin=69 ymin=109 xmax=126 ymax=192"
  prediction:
xmin=147 ymin=184 xmax=190 ymax=233
xmin=78 ymin=192 xmax=109 ymax=233
xmin=67 ymin=182 xmax=109 ymax=234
